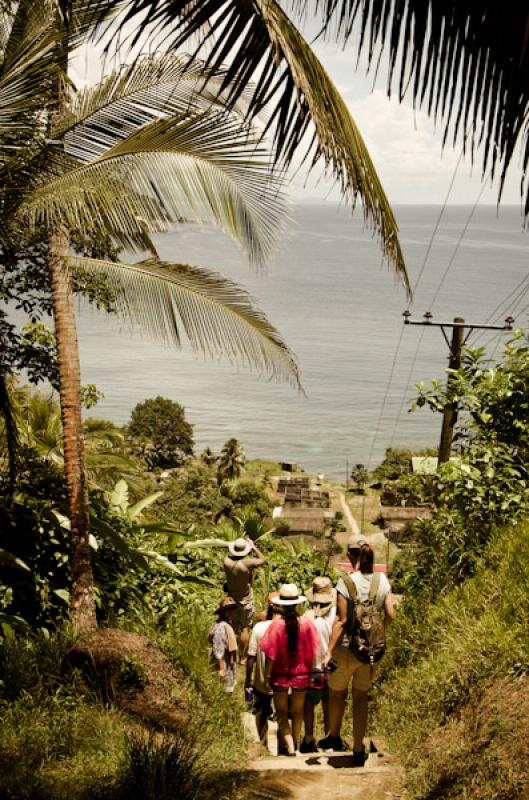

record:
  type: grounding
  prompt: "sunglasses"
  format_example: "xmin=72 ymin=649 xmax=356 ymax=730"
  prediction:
xmin=312 ymin=601 xmax=331 ymax=607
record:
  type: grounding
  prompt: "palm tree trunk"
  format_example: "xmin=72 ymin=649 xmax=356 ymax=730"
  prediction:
xmin=0 ymin=371 xmax=19 ymax=501
xmin=48 ymin=225 xmax=97 ymax=632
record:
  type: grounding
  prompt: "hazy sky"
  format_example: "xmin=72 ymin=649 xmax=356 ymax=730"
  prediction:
xmin=70 ymin=12 xmax=523 ymax=209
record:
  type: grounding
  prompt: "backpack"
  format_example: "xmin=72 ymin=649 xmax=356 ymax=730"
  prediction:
xmin=343 ymin=573 xmax=386 ymax=667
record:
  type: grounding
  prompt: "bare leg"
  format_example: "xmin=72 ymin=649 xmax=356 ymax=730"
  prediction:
xmin=290 ymin=691 xmax=306 ymax=748
xmin=352 ymin=687 xmax=368 ymax=752
xmin=256 ymin=695 xmax=271 ymax=746
xmin=274 ymin=692 xmax=295 ymax=754
xmin=327 ymin=688 xmax=347 ymax=736
xmin=239 ymin=626 xmax=249 ymax=662
xmin=322 ymin=698 xmax=329 ymax=734
xmin=304 ymin=698 xmax=315 ymax=740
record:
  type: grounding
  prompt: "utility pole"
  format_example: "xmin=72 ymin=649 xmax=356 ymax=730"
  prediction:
xmin=403 ymin=312 xmax=514 ymax=467
xmin=438 ymin=317 xmax=465 ymax=464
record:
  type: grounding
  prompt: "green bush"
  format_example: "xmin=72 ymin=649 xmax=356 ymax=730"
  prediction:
xmin=375 ymin=521 xmax=529 ymax=799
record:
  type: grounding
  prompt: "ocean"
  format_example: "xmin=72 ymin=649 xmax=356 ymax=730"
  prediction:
xmin=76 ymin=203 xmax=528 ymax=479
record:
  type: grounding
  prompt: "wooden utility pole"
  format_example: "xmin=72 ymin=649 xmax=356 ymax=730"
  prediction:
xmin=403 ymin=312 xmax=514 ymax=468
xmin=438 ymin=317 xmax=465 ymax=463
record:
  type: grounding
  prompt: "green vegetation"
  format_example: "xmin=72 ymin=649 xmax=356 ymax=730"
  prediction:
xmin=371 ymin=338 xmax=529 ymax=798
xmin=376 ymin=523 xmax=529 ymax=799
xmin=128 ymin=396 xmax=194 ymax=470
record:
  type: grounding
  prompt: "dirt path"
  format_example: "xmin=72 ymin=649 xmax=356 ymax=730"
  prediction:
xmin=338 ymin=491 xmax=360 ymax=535
xmin=243 ymin=714 xmax=404 ymax=800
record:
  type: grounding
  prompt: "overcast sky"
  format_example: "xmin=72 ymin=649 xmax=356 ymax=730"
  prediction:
xmin=70 ymin=13 xmax=523 ymax=209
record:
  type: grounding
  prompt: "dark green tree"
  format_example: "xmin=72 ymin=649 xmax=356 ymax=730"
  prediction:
xmin=350 ymin=463 xmax=369 ymax=493
xmin=217 ymin=438 xmax=245 ymax=483
xmin=128 ymin=396 xmax=194 ymax=470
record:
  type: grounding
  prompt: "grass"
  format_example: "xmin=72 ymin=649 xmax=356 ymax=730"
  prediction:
xmin=0 ymin=606 xmax=251 ymax=800
xmin=374 ymin=520 xmax=529 ymax=799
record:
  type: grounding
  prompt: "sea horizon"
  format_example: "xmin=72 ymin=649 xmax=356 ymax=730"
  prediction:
xmin=67 ymin=201 xmax=528 ymax=478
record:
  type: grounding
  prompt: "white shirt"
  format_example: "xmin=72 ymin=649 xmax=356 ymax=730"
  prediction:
xmin=248 ymin=619 xmax=272 ymax=694
xmin=310 ymin=607 xmax=336 ymax=669
xmin=336 ymin=571 xmax=391 ymax=609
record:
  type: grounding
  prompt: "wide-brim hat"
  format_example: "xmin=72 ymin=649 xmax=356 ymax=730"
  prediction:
xmin=228 ymin=537 xmax=252 ymax=558
xmin=215 ymin=596 xmax=238 ymax=614
xmin=306 ymin=577 xmax=336 ymax=610
xmin=274 ymin=583 xmax=307 ymax=606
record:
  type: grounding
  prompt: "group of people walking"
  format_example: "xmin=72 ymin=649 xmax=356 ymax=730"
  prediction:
xmin=209 ymin=534 xmax=395 ymax=763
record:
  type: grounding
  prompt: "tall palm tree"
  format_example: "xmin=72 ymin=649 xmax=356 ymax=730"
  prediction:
xmin=1 ymin=0 xmax=300 ymax=630
xmin=105 ymin=0 xmax=529 ymax=217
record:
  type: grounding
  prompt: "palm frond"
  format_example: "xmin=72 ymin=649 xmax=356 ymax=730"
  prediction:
xmin=101 ymin=0 xmax=529 ymax=219
xmin=327 ymin=0 xmax=529 ymax=215
xmin=256 ymin=0 xmax=408 ymax=291
xmin=66 ymin=255 xmax=302 ymax=389
xmin=0 ymin=0 xmax=58 ymax=132
xmin=97 ymin=0 xmax=407 ymax=289
xmin=54 ymin=53 xmax=252 ymax=160
xmin=25 ymin=111 xmax=289 ymax=264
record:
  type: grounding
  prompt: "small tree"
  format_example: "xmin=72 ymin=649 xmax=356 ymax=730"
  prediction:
xmin=128 ymin=396 xmax=194 ymax=470
xmin=350 ymin=463 xmax=369 ymax=493
xmin=217 ymin=438 xmax=245 ymax=482
xmin=200 ymin=447 xmax=217 ymax=468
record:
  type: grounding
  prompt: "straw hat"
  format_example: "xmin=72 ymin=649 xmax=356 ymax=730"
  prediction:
xmin=215 ymin=596 xmax=238 ymax=614
xmin=228 ymin=537 xmax=252 ymax=558
xmin=305 ymin=577 xmax=336 ymax=615
xmin=274 ymin=583 xmax=307 ymax=606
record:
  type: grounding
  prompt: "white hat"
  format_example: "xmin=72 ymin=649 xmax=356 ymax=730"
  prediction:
xmin=306 ymin=577 xmax=336 ymax=613
xmin=228 ymin=537 xmax=252 ymax=558
xmin=274 ymin=583 xmax=307 ymax=606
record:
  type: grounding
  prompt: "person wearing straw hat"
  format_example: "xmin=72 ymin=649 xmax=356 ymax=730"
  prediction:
xmin=209 ymin=596 xmax=239 ymax=693
xmin=299 ymin=576 xmax=337 ymax=753
xmin=223 ymin=537 xmax=267 ymax=661
xmin=260 ymin=584 xmax=319 ymax=756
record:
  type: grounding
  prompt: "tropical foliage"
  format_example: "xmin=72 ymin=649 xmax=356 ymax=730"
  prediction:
xmin=217 ymin=437 xmax=245 ymax=482
xmin=392 ymin=336 xmax=529 ymax=599
xmin=1 ymin=0 xmax=304 ymax=630
xmin=111 ymin=0 xmax=529 ymax=215
xmin=127 ymin=396 xmax=194 ymax=470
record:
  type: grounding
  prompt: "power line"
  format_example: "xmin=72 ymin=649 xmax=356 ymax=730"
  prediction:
xmin=473 ymin=274 xmax=529 ymax=343
xmin=429 ymin=177 xmax=489 ymax=311
xmin=389 ymin=325 xmax=426 ymax=448
xmin=365 ymin=321 xmax=407 ymax=472
xmin=409 ymin=148 xmax=465 ymax=302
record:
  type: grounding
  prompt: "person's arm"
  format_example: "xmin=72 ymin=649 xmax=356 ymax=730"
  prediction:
xmin=322 ymin=594 xmax=347 ymax=667
xmin=384 ymin=592 xmax=396 ymax=627
xmin=246 ymin=540 xmax=267 ymax=566
xmin=263 ymin=654 xmax=275 ymax=692
xmin=245 ymin=655 xmax=256 ymax=688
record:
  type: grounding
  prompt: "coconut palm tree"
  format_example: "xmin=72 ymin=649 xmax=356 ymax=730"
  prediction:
xmin=1 ymin=0 xmax=300 ymax=630
xmin=217 ymin=437 xmax=246 ymax=482
xmin=106 ymin=0 xmax=529 ymax=216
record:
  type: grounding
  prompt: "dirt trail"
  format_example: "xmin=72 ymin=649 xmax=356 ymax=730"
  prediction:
xmin=338 ymin=491 xmax=360 ymax=535
xmin=243 ymin=713 xmax=404 ymax=800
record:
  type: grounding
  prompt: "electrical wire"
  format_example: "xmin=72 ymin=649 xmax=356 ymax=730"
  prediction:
xmin=365 ymin=322 xmax=407 ymax=473
xmin=389 ymin=325 xmax=426 ymax=447
xmin=428 ymin=177 xmax=490 ymax=311
xmin=408 ymin=146 xmax=466 ymax=303
xmin=473 ymin=273 xmax=529 ymax=344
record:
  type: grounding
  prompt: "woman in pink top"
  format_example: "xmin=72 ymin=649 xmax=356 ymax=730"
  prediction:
xmin=260 ymin=583 xmax=319 ymax=756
